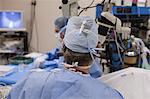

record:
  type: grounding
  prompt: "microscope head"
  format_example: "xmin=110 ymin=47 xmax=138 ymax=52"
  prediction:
xmin=96 ymin=12 xmax=131 ymax=39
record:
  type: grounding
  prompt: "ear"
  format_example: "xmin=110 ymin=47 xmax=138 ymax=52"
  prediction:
xmin=55 ymin=28 xmax=60 ymax=33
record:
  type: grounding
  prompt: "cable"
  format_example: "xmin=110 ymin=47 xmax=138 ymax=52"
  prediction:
xmin=34 ymin=12 xmax=40 ymax=52
xmin=114 ymin=18 xmax=124 ymax=65
xmin=78 ymin=5 xmax=96 ymax=16
xmin=77 ymin=0 xmax=110 ymax=16
xmin=78 ymin=0 xmax=95 ymax=16
xmin=101 ymin=0 xmax=106 ymax=5
xmin=117 ymin=33 xmax=126 ymax=50
xmin=79 ymin=0 xmax=94 ymax=9
xmin=114 ymin=30 xmax=124 ymax=66
xmin=29 ymin=0 xmax=40 ymax=52
xmin=29 ymin=0 xmax=36 ymax=52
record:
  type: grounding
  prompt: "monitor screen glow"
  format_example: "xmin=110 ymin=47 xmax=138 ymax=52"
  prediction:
xmin=0 ymin=11 xmax=25 ymax=31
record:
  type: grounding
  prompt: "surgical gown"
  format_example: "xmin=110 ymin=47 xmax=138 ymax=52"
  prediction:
xmin=7 ymin=69 xmax=123 ymax=99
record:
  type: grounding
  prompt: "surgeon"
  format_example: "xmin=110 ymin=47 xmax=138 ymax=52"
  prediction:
xmin=52 ymin=16 xmax=103 ymax=78
xmin=54 ymin=16 xmax=68 ymax=49
xmin=7 ymin=16 xmax=123 ymax=99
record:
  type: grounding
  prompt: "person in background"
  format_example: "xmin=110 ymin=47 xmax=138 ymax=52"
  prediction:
xmin=54 ymin=16 xmax=68 ymax=49
xmin=7 ymin=16 xmax=123 ymax=99
xmin=52 ymin=16 xmax=103 ymax=78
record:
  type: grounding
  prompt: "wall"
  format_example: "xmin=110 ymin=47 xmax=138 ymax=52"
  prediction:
xmin=28 ymin=0 xmax=63 ymax=52
xmin=32 ymin=0 xmax=62 ymax=52
xmin=147 ymin=0 xmax=150 ymax=6
xmin=0 ymin=0 xmax=2 ymax=9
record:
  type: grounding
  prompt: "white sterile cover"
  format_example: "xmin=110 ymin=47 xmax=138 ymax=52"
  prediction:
xmin=100 ymin=67 xmax=150 ymax=99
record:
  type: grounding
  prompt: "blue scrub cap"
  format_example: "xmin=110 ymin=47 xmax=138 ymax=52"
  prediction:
xmin=54 ymin=17 xmax=68 ymax=30
xmin=64 ymin=16 xmax=98 ymax=53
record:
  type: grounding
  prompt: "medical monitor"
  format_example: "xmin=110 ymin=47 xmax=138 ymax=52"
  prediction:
xmin=0 ymin=11 xmax=25 ymax=31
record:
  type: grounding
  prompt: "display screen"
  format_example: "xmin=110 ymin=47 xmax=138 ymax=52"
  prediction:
xmin=117 ymin=7 xmax=132 ymax=13
xmin=0 ymin=11 xmax=25 ymax=31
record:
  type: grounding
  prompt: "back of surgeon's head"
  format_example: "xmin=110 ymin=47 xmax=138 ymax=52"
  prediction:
xmin=63 ymin=16 xmax=98 ymax=66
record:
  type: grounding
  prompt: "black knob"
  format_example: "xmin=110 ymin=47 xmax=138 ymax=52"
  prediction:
xmin=78 ymin=6 xmax=80 ymax=9
xmin=59 ymin=6 xmax=62 ymax=9
xmin=62 ymin=0 xmax=68 ymax=4
xmin=31 ymin=1 xmax=36 ymax=6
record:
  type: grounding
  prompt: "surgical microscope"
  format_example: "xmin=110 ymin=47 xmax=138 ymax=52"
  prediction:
xmin=96 ymin=11 xmax=150 ymax=71
xmin=96 ymin=11 xmax=133 ymax=72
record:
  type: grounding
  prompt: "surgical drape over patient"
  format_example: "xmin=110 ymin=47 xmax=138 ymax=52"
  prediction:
xmin=7 ymin=69 xmax=123 ymax=99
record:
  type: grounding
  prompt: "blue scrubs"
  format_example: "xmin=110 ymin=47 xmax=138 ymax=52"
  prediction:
xmin=7 ymin=69 xmax=123 ymax=99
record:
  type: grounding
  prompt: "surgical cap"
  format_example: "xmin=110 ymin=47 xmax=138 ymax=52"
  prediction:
xmin=64 ymin=16 xmax=98 ymax=53
xmin=54 ymin=17 xmax=68 ymax=30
